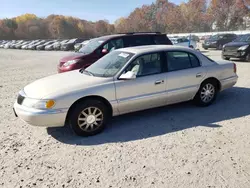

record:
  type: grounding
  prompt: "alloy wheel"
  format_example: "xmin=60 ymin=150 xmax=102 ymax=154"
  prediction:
xmin=77 ymin=107 xmax=103 ymax=132
xmin=200 ymin=83 xmax=215 ymax=103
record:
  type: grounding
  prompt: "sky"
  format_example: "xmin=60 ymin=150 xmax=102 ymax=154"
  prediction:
xmin=0 ymin=0 xmax=186 ymax=23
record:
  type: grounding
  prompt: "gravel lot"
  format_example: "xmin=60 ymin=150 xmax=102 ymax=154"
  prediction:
xmin=0 ymin=48 xmax=250 ymax=188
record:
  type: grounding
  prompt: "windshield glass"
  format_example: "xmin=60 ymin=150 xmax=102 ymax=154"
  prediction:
xmin=78 ymin=38 xmax=105 ymax=54
xmin=85 ymin=51 xmax=134 ymax=77
xmin=234 ymin=35 xmax=250 ymax=42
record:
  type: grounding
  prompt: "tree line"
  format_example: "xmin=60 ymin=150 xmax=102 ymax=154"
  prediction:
xmin=0 ymin=0 xmax=250 ymax=40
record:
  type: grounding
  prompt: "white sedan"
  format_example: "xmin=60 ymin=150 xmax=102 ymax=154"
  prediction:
xmin=13 ymin=45 xmax=238 ymax=136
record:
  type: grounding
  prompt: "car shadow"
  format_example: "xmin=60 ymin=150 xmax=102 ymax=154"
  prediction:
xmin=47 ymin=87 xmax=250 ymax=146
xmin=230 ymin=58 xmax=248 ymax=63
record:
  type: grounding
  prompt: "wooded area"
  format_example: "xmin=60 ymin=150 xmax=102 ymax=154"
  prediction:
xmin=1 ymin=0 xmax=250 ymax=40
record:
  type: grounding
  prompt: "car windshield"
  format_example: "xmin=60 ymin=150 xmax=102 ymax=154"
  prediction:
xmin=84 ymin=51 xmax=134 ymax=77
xmin=234 ymin=35 xmax=250 ymax=42
xmin=78 ymin=38 xmax=105 ymax=54
xmin=210 ymin=35 xmax=224 ymax=40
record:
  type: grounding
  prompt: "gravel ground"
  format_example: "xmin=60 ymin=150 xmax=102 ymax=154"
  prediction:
xmin=0 ymin=49 xmax=250 ymax=188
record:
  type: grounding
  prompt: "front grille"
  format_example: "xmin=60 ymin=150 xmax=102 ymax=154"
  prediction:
xmin=224 ymin=46 xmax=238 ymax=52
xmin=17 ymin=94 xmax=25 ymax=105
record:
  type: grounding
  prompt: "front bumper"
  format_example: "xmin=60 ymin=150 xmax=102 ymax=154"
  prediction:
xmin=202 ymin=43 xmax=217 ymax=48
xmin=222 ymin=50 xmax=246 ymax=58
xmin=14 ymin=102 xmax=67 ymax=127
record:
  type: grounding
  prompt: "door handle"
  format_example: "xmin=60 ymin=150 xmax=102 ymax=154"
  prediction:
xmin=155 ymin=80 xmax=164 ymax=85
xmin=196 ymin=73 xmax=202 ymax=78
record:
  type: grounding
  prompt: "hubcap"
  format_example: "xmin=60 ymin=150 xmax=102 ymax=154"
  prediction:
xmin=200 ymin=83 xmax=215 ymax=103
xmin=77 ymin=107 xmax=103 ymax=132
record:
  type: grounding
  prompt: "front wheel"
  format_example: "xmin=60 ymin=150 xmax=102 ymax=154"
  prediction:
xmin=194 ymin=81 xmax=218 ymax=107
xmin=69 ymin=99 xmax=109 ymax=136
xmin=222 ymin=56 xmax=230 ymax=60
xmin=217 ymin=44 xmax=223 ymax=50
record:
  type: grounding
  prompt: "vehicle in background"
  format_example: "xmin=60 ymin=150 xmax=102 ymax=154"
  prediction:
xmin=15 ymin=41 xmax=29 ymax=49
xmin=170 ymin=37 xmax=197 ymax=49
xmin=9 ymin=40 xmax=23 ymax=49
xmin=222 ymin=34 xmax=250 ymax=61
xmin=14 ymin=45 xmax=238 ymax=136
xmin=189 ymin=35 xmax=200 ymax=42
xmin=74 ymin=40 xmax=90 ymax=51
xmin=0 ymin=41 xmax=8 ymax=48
xmin=37 ymin=40 xmax=56 ymax=50
xmin=61 ymin=38 xmax=85 ymax=51
xmin=58 ymin=32 xmax=173 ymax=73
xmin=4 ymin=41 xmax=15 ymax=49
xmin=202 ymin=34 xmax=237 ymax=50
xmin=28 ymin=40 xmax=46 ymax=50
xmin=22 ymin=40 xmax=39 ymax=50
xmin=54 ymin=40 xmax=69 ymax=50
xmin=45 ymin=40 xmax=61 ymax=51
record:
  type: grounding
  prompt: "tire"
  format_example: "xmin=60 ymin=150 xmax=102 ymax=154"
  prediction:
xmin=245 ymin=53 xmax=250 ymax=62
xmin=204 ymin=47 xmax=208 ymax=50
xmin=217 ymin=44 xmax=223 ymax=50
xmin=222 ymin=56 xmax=230 ymax=60
xmin=189 ymin=45 xmax=194 ymax=49
xmin=194 ymin=80 xmax=218 ymax=107
xmin=69 ymin=99 xmax=109 ymax=136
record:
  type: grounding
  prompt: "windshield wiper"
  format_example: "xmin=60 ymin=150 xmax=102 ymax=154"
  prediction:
xmin=79 ymin=69 xmax=94 ymax=76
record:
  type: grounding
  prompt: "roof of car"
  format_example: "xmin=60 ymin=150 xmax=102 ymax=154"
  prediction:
xmin=95 ymin=32 xmax=166 ymax=41
xmin=117 ymin=45 xmax=194 ymax=54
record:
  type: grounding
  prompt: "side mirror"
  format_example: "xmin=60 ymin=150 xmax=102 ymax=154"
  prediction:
xmin=102 ymin=48 xmax=108 ymax=54
xmin=119 ymin=71 xmax=136 ymax=80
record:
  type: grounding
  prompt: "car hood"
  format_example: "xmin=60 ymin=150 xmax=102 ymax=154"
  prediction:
xmin=224 ymin=41 xmax=249 ymax=47
xmin=60 ymin=52 xmax=85 ymax=62
xmin=23 ymin=70 xmax=110 ymax=99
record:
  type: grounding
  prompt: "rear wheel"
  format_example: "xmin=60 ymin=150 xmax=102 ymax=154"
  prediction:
xmin=69 ymin=99 xmax=109 ymax=136
xmin=194 ymin=80 xmax=218 ymax=107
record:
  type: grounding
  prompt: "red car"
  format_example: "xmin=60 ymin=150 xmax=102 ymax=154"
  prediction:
xmin=58 ymin=32 xmax=173 ymax=73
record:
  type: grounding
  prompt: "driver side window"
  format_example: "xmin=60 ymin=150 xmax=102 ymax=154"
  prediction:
xmin=103 ymin=38 xmax=124 ymax=52
xmin=124 ymin=52 xmax=163 ymax=77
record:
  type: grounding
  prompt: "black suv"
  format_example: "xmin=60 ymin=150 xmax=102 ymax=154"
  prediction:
xmin=202 ymin=34 xmax=237 ymax=50
xmin=58 ymin=32 xmax=173 ymax=73
xmin=222 ymin=34 xmax=250 ymax=61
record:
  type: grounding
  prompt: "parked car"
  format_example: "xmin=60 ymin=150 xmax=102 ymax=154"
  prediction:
xmin=22 ymin=40 xmax=39 ymax=50
xmin=13 ymin=45 xmax=238 ymax=136
xmin=45 ymin=40 xmax=61 ymax=51
xmin=28 ymin=40 xmax=46 ymax=50
xmin=15 ymin=41 xmax=29 ymax=49
xmin=4 ymin=41 xmax=15 ymax=49
xmin=58 ymin=32 xmax=173 ymax=73
xmin=74 ymin=40 xmax=90 ymax=51
xmin=202 ymin=34 xmax=237 ymax=50
xmin=61 ymin=38 xmax=85 ymax=51
xmin=0 ymin=41 xmax=8 ymax=48
xmin=222 ymin=34 xmax=250 ymax=61
xmin=54 ymin=40 xmax=69 ymax=50
xmin=37 ymin=40 xmax=56 ymax=50
xmin=170 ymin=37 xmax=197 ymax=49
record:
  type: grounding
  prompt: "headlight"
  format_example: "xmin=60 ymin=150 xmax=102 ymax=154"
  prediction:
xmin=238 ymin=45 xmax=249 ymax=51
xmin=22 ymin=98 xmax=55 ymax=109
xmin=63 ymin=59 xmax=79 ymax=67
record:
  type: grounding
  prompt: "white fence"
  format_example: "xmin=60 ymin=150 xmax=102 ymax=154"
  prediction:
xmin=167 ymin=30 xmax=250 ymax=37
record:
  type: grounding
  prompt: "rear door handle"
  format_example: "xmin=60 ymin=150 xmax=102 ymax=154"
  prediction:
xmin=196 ymin=73 xmax=202 ymax=78
xmin=155 ymin=80 xmax=164 ymax=85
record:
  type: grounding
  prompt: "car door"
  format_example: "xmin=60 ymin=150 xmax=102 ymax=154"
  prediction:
xmin=114 ymin=52 xmax=168 ymax=114
xmin=165 ymin=51 xmax=206 ymax=105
